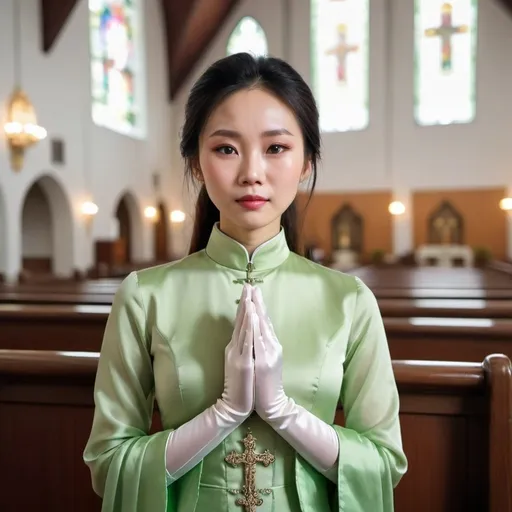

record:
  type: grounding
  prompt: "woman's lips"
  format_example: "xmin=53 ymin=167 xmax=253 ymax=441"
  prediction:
xmin=236 ymin=195 xmax=269 ymax=210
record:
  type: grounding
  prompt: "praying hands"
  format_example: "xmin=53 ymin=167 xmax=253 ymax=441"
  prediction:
xmin=236 ymin=284 xmax=340 ymax=480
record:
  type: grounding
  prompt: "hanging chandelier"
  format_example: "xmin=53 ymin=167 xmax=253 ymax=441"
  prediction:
xmin=3 ymin=86 xmax=47 ymax=172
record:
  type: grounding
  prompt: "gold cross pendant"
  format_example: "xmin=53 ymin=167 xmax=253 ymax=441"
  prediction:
xmin=224 ymin=429 xmax=275 ymax=511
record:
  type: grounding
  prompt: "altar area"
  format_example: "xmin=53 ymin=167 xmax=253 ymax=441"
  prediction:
xmin=415 ymin=201 xmax=474 ymax=267
xmin=415 ymin=244 xmax=474 ymax=267
xmin=328 ymin=203 xmax=363 ymax=271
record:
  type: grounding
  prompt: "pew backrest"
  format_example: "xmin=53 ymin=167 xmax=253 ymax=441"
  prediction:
xmin=0 ymin=351 xmax=510 ymax=511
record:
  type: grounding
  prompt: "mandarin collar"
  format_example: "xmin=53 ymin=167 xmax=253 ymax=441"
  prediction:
xmin=205 ymin=223 xmax=290 ymax=272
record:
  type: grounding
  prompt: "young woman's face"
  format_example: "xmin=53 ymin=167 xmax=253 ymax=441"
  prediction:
xmin=198 ymin=87 xmax=311 ymax=242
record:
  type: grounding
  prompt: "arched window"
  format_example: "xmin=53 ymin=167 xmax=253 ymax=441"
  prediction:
xmin=414 ymin=0 xmax=478 ymax=126
xmin=89 ymin=0 xmax=146 ymax=137
xmin=310 ymin=0 xmax=370 ymax=132
xmin=227 ymin=16 xmax=268 ymax=57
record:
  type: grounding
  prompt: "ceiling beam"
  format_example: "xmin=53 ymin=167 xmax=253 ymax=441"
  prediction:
xmin=166 ymin=0 xmax=241 ymax=100
xmin=40 ymin=0 xmax=79 ymax=52
xmin=160 ymin=0 xmax=198 ymax=101
xmin=498 ymin=0 xmax=512 ymax=16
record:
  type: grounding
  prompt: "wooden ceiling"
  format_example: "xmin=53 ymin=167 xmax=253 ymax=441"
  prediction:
xmin=161 ymin=0 xmax=241 ymax=99
xmin=500 ymin=0 xmax=512 ymax=14
xmin=40 ymin=0 xmax=512 ymax=102
xmin=40 ymin=0 xmax=240 ymax=101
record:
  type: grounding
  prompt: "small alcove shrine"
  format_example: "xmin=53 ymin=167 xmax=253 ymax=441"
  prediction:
xmin=330 ymin=203 xmax=363 ymax=269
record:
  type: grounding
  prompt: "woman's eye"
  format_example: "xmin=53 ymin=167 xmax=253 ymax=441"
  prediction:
xmin=268 ymin=144 xmax=285 ymax=154
xmin=216 ymin=146 xmax=237 ymax=155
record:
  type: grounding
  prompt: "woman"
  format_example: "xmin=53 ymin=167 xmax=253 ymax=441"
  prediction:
xmin=84 ymin=52 xmax=407 ymax=512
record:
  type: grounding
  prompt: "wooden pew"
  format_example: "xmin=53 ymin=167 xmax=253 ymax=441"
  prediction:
xmin=374 ymin=287 xmax=512 ymax=300
xmin=0 ymin=279 xmax=120 ymax=305
xmin=2 ymin=265 xmax=512 ymax=305
xmin=2 ymin=287 xmax=512 ymax=319
xmin=0 ymin=350 xmax=510 ymax=511
xmin=378 ymin=298 xmax=512 ymax=318
xmin=350 ymin=265 xmax=512 ymax=291
xmin=385 ymin=317 xmax=512 ymax=362
xmin=349 ymin=266 xmax=512 ymax=300
xmin=3 ymin=288 xmax=512 ymax=319
xmin=0 ymin=304 xmax=109 ymax=352
xmin=1 ymin=304 xmax=511 ymax=363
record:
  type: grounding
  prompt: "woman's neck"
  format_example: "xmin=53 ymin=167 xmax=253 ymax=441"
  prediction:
xmin=219 ymin=220 xmax=280 ymax=257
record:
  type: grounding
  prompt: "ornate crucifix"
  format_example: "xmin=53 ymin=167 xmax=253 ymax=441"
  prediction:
xmin=325 ymin=24 xmax=359 ymax=83
xmin=225 ymin=430 xmax=276 ymax=511
xmin=424 ymin=2 xmax=468 ymax=72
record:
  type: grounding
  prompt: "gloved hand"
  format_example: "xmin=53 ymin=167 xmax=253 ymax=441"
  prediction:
xmin=221 ymin=283 xmax=256 ymax=418
xmin=165 ymin=284 xmax=255 ymax=483
xmin=252 ymin=286 xmax=339 ymax=481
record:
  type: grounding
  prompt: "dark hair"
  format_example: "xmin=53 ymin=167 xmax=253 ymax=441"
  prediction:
xmin=180 ymin=52 xmax=320 ymax=254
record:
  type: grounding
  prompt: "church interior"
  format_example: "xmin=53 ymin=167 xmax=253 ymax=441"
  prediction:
xmin=0 ymin=0 xmax=511 ymax=510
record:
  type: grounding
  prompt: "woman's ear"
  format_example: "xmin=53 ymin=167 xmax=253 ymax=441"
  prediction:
xmin=194 ymin=169 xmax=204 ymax=183
xmin=191 ymin=158 xmax=204 ymax=182
xmin=300 ymin=160 xmax=312 ymax=183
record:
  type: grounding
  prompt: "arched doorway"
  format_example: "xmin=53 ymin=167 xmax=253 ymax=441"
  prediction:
xmin=114 ymin=192 xmax=141 ymax=264
xmin=154 ymin=202 xmax=169 ymax=262
xmin=21 ymin=175 xmax=74 ymax=277
xmin=0 ymin=186 xmax=5 ymax=280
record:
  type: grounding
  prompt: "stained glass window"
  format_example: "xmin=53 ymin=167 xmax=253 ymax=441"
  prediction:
xmin=311 ymin=0 xmax=370 ymax=133
xmin=414 ymin=0 xmax=478 ymax=126
xmin=89 ymin=0 xmax=145 ymax=137
xmin=227 ymin=17 xmax=268 ymax=57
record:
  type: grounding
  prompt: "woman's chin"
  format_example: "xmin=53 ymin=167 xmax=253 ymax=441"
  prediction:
xmin=223 ymin=211 xmax=281 ymax=234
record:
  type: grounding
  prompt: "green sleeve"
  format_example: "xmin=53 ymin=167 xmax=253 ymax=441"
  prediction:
xmin=83 ymin=272 xmax=176 ymax=512
xmin=333 ymin=277 xmax=408 ymax=511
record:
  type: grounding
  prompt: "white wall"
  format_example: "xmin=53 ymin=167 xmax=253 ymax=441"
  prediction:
xmin=0 ymin=0 xmax=173 ymax=281
xmin=171 ymin=0 xmax=512 ymax=196
xmin=2 ymin=0 xmax=509 ymax=277
xmin=388 ymin=0 xmax=512 ymax=192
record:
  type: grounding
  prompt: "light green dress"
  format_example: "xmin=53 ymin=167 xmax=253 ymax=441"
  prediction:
xmin=83 ymin=224 xmax=407 ymax=512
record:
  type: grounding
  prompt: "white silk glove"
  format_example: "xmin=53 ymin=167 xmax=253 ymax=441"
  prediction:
xmin=252 ymin=286 xmax=339 ymax=482
xmin=165 ymin=284 xmax=255 ymax=483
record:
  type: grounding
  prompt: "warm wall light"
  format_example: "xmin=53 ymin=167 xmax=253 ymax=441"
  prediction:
xmin=3 ymin=87 xmax=47 ymax=171
xmin=170 ymin=210 xmax=186 ymax=223
xmin=81 ymin=201 xmax=99 ymax=216
xmin=499 ymin=197 xmax=512 ymax=211
xmin=144 ymin=206 xmax=158 ymax=220
xmin=388 ymin=201 xmax=406 ymax=215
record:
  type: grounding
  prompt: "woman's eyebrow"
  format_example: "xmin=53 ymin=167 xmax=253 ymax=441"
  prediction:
xmin=208 ymin=128 xmax=294 ymax=138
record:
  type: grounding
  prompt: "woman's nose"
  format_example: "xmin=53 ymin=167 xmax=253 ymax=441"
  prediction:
xmin=237 ymin=155 xmax=264 ymax=185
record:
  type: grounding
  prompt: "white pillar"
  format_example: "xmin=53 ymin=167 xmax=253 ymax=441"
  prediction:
xmin=0 ymin=192 xmax=5 ymax=279
xmin=141 ymin=215 xmax=154 ymax=262
xmin=75 ymin=213 xmax=95 ymax=275
xmin=4 ymin=196 xmax=21 ymax=283
xmin=506 ymin=187 xmax=512 ymax=261
xmin=170 ymin=219 xmax=190 ymax=259
xmin=391 ymin=189 xmax=413 ymax=258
